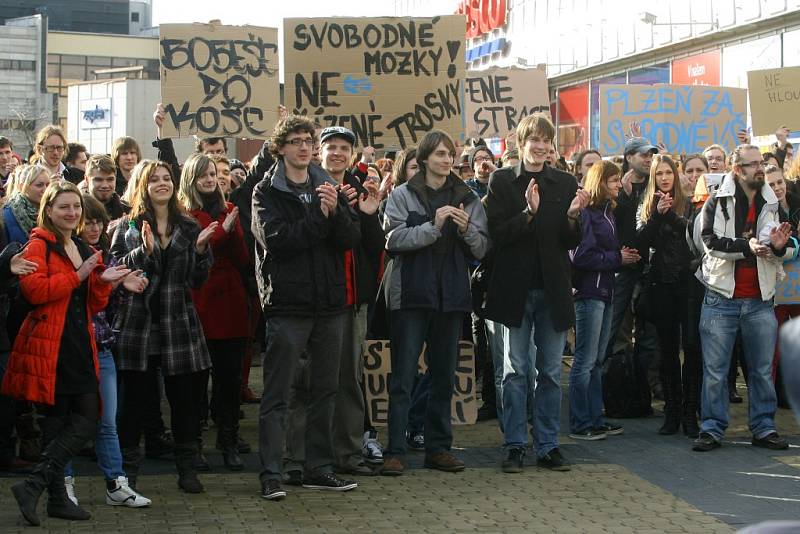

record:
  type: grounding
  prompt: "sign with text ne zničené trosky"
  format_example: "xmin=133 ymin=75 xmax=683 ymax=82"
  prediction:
xmin=599 ymin=84 xmax=747 ymax=156
xmin=159 ymin=22 xmax=280 ymax=139
xmin=747 ymin=66 xmax=800 ymax=136
xmin=284 ymin=16 xmax=465 ymax=149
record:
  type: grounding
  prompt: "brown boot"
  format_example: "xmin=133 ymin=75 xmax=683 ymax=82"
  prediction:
xmin=424 ymin=451 xmax=465 ymax=473
xmin=380 ymin=457 xmax=404 ymax=476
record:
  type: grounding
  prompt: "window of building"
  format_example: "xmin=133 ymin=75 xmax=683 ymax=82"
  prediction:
xmin=131 ymin=12 xmax=140 ymax=22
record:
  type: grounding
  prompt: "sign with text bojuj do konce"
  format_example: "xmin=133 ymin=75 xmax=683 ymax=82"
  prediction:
xmin=159 ymin=22 xmax=280 ymax=139
xmin=284 ymin=16 xmax=465 ymax=149
xmin=599 ymin=84 xmax=747 ymax=156
xmin=362 ymin=340 xmax=477 ymax=426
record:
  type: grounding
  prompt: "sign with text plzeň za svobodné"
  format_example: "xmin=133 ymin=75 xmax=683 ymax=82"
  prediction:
xmin=284 ymin=16 xmax=465 ymax=149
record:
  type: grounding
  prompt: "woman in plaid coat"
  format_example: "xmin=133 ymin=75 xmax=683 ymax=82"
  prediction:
xmin=109 ymin=160 xmax=217 ymax=494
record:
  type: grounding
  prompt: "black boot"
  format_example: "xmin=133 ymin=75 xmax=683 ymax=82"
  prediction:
xmin=658 ymin=377 xmax=681 ymax=435
xmin=219 ymin=424 xmax=243 ymax=472
xmin=193 ymin=436 xmax=210 ymax=471
xmin=11 ymin=414 xmax=94 ymax=526
xmin=121 ymin=446 xmax=142 ymax=490
xmin=175 ymin=442 xmax=204 ymax=493
xmin=681 ymin=373 xmax=701 ymax=438
xmin=46 ymin=478 xmax=91 ymax=521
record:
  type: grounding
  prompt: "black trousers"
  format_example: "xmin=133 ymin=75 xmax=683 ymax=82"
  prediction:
xmin=39 ymin=393 xmax=99 ymax=451
xmin=207 ymin=338 xmax=245 ymax=444
xmin=0 ymin=351 xmax=16 ymax=462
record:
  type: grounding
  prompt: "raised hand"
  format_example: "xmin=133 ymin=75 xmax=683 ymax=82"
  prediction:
xmin=100 ymin=264 xmax=132 ymax=285
xmin=656 ymin=192 xmax=673 ymax=214
xmin=77 ymin=252 xmax=101 ymax=281
xmin=526 ymin=178 xmax=540 ymax=215
xmin=339 ymin=183 xmax=359 ymax=208
xmin=620 ymin=246 xmax=641 ymax=265
xmin=278 ymin=104 xmax=288 ymax=121
xmin=317 ymin=183 xmax=339 ymax=218
xmin=121 ymin=270 xmax=149 ymax=293
xmin=196 ymin=222 xmax=219 ymax=253
xmin=153 ymin=103 xmax=165 ymax=136
xmin=621 ymin=169 xmax=635 ymax=196
xmin=770 ymin=222 xmax=792 ymax=250
xmin=358 ymin=180 xmax=380 ymax=215
xmin=361 ymin=146 xmax=376 ymax=165
xmin=451 ymin=203 xmax=470 ymax=234
xmin=141 ymin=220 xmax=154 ymax=256
xmin=222 ymin=207 xmax=239 ymax=234
xmin=776 ymin=125 xmax=790 ymax=149
xmin=737 ymin=128 xmax=751 ymax=145
xmin=567 ymin=188 xmax=590 ymax=219
xmin=434 ymin=206 xmax=452 ymax=230
xmin=749 ymin=238 xmax=771 ymax=257
xmin=628 ymin=120 xmax=641 ymax=138
xmin=10 ymin=251 xmax=37 ymax=276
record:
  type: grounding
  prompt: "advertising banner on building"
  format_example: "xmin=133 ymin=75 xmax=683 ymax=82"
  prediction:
xmin=672 ymin=51 xmax=721 ymax=86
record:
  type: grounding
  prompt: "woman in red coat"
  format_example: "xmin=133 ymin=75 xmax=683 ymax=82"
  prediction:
xmin=178 ymin=153 xmax=249 ymax=471
xmin=2 ymin=180 xmax=130 ymax=526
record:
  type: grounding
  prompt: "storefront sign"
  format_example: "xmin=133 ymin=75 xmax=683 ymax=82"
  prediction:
xmin=457 ymin=0 xmax=508 ymax=39
xmin=672 ymin=51 xmax=721 ymax=86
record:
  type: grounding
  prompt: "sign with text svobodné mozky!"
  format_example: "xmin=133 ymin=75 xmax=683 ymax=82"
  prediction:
xmin=465 ymin=66 xmax=550 ymax=139
xmin=284 ymin=16 xmax=465 ymax=149
xmin=599 ymin=84 xmax=747 ymax=156
xmin=159 ymin=22 xmax=280 ymax=139
xmin=747 ymin=66 xmax=800 ymax=136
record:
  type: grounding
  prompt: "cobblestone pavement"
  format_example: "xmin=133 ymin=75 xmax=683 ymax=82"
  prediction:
xmin=0 ymin=362 xmax=797 ymax=533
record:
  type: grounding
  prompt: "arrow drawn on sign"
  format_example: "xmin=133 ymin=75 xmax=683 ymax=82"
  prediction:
xmin=343 ymin=75 xmax=373 ymax=95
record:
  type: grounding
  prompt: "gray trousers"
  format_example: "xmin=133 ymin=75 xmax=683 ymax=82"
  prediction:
xmin=258 ymin=313 xmax=344 ymax=483
xmin=284 ymin=306 xmax=367 ymax=471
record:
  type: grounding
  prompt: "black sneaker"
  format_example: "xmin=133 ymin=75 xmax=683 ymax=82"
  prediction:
xmin=501 ymin=448 xmax=525 ymax=473
xmin=407 ymin=432 xmax=424 ymax=452
xmin=536 ymin=448 xmax=571 ymax=471
xmin=302 ymin=472 xmax=358 ymax=491
xmin=752 ymin=432 xmax=789 ymax=450
xmin=594 ymin=423 xmax=624 ymax=436
xmin=283 ymin=470 xmax=302 ymax=486
xmin=569 ymin=429 xmax=607 ymax=441
xmin=261 ymin=480 xmax=286 ymax=501
xmin=692 ymin=432 xmax=721 ymax=452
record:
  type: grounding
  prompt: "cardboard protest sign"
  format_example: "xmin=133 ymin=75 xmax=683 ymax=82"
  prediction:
xmin=465 ymin=66 xmax=549 ymax=139
xmin=776 ymin=257 xmax=800 ymax=305
xmin=599 ymin=84 xmax=747 ymax=155
xmin=747 ymin=66 xmax=800 ymax=136
xmin=159 ymin=22 xmax=280 ymax=139
xmin=363 ymin=340 xmax=477 ymax=426
xmin=284 ymin=16 xmax=465 ymax=149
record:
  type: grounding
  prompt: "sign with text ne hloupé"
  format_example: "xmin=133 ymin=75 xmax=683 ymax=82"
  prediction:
xmin=598 ymin=84 xmax=747 ymax=156
xmin=747 ymin=66 xmax=800 ymax=136
xmin=159 ymin=22 xmax=280 ymax=139
xmin=362 ymin=340 xmax=477 ymax=427
xmin=465 ymin=66 xmax=550 ymax=139
xmin=284 ymin=16 xmax=465 ymax=149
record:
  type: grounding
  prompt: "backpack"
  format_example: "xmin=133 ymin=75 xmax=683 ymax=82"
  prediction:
xmin=602 ymin=348 xmax=653 ymax=418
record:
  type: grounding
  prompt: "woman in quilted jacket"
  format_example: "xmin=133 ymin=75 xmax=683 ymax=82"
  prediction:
xmin=110 ymin=160 xmax=216 ymax=494
xmin=3 ymin=180 xmax=131 ymax=526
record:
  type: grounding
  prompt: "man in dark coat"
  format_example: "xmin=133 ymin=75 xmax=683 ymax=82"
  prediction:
xmin=482 ymin=113 xmax=589 ymax=473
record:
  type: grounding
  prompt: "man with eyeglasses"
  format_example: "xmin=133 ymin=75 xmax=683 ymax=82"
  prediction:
xmin=0 ymin=137 xmax=17 ymax=194
xmin=252 ymin=115 xmax=361 ymax=500
xmin=694 ymin=144 xmax=794 ymax=453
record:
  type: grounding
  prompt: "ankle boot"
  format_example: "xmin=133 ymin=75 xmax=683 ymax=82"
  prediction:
xmin=658 ymin=376 xmax=681 ymax=435
xmin=219 ymin=424 xmax=243 ymax=472
xmin=681 ymin=373 xmax=701 ymax=438
xmin=46 ymin=478 xmax=91 ymax=521
xmin=121 ymin=446 xmax=142 ymax=490
xmin=175 ymin=442 xmax=204 ymax=493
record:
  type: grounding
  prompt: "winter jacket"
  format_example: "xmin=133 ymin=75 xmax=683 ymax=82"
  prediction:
xmin=382 ymin=172 xmax=489 ymax=313
xmin=614 ymin=179 xmax=649 ymax=269
xmin=110 ymin=214 xmax=213 ymax=375
xmin=636 ymin=198 xmax=693 ymax=284
xmin=1 ymin=228 xmax=111 ymax=405
xmin=3 ymin=205 xmax=30 ymax=245
xmin=251 ymin=160 xmax=361 ymax=317
xmin=483 ymin=162 xmax=581 ymax=330
xmin=189 ymin=202 xmax=250 ymax=339
xmin=571 ymin=203 xmax=621 ymax=303
xmin=103 ymin=193 xmax=130 ymax=221
xmin=700 ymin=172 xmax=795 ymax=300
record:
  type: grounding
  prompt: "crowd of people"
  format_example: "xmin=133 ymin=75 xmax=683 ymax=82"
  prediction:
xmin=0 ymin=104 xmax=796 ymax=525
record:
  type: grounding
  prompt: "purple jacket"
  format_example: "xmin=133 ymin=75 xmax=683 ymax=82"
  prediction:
xmin=570 ymin=203 xmax=621 ymax=303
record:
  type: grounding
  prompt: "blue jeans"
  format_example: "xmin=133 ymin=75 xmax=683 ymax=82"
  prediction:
xmin=65 ymin=349 xmax=125 ymax=480
xmin=699 ymin=291 xmax=779 ymax=440
xmin=501 ymin=290 xmax=566 ymax=457
xmin=407 ymin=369 xmax=430 ymax=435
xmin=569 ymin=299 xmax=613 ymax=433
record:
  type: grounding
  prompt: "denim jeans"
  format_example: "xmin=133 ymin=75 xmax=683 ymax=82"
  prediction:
xmin=699 ymin=291 xmax=779 ymax=440
xmin=65 ymin=349 xmax=124 ymax=480
xmin=407 ymin=369 xmax=430 ymax=435
xmin=569 ymin=299 xmax=613 ymax=433
xmin=501 ymin=290 xmax=566 ymax=457
xmin=386 ymin=309 xmax=463 ymax=457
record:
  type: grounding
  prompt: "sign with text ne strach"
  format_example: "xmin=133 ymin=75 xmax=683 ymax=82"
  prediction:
xmin=284 ymin=16 xmax=465 ymax=149
xmin=362 ymin=340 xmax=477 ymax=427
xmin=465 ymin=66 xmax=549 ymax=139
xmin=747 ymin=66 xmax=800 ymax=136
xmin=599 ymin=84 xmax=747 ymax=156
xmin=159 ymin=22 xmax=280 ymax=139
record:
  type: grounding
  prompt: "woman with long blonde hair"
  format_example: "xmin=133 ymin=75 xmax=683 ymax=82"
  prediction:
xmin=3 ymin=165 xmax=50 ymax=244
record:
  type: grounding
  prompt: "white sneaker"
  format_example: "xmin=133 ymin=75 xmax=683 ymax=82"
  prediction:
xmin=362 ymin=430 xmax=384 ymax=464
xmin=106 ymin=476 xmax=152 ymax=507
xmin=64 ymin=476 xmax=78 ymax=505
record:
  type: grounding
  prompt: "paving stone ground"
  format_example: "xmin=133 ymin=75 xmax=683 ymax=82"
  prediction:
xmin=0 ymin=360 xmax=797 ymax=533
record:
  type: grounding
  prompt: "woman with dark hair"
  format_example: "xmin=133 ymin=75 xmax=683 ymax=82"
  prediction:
xmin=636 ymin=154 xmax=698 ymax=436
xmin=574 ymin=149 xmax=602 ymax=185
xmin=680 ymin=154 xmax=709 ymax=198
xmin=569 ymin=161 xmax=640 ymax=441
xmin=178 ymin=153 xmax=249 ymax=471
xmin=4 ymin=181 xmax=131 ymax=525
xmin=111 ymin=160 xmax=217 ymax=494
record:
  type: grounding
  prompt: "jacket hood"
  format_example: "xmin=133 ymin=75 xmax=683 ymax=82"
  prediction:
xmin=29 ymin=227 xmax=57 ymax=243
xmin=407 ymin=171 xmax=477 ymax=206
xmin=717 ymin=171 xmax=778 ymax=205
xmin=268 ymin=160 xmax=336 ymax=194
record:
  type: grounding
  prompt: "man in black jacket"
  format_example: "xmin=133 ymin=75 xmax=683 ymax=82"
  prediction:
xmin=252 ymin=115 xmax=361 ymax=500
xmin=84 ymin=155 xmax=129 ymax=220
xmin=483 ymin=114 xmax=588 ymax=473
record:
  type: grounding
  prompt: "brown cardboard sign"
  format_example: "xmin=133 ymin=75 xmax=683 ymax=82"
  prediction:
xmin=362 ymin=340 xmax=477 ymax=427
xmin=284 ymin=16 xmax=465 ymax=149
xmin=776 ymin=257 xmax=800 ymax=305
xmin=599 ymin=84 xmax=747 ymax=155
xmin=465 ymin=66 xmax=549 ymax=138
xmin=747 ymin=66 xmax=800 ymax=136
xmin=159 ymin=22 xmax=280 ymax=139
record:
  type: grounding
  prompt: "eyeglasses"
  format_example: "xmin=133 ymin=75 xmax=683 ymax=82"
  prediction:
xmin=706 ymin=156 xmax=725 ymax=162
xmin=474 ymin=156 xmax=493 ymax=164
xmin=42 ymin=144 xmax=65 ymax=153
xmin=286 ymin=138 xmax=314 ymax=147
xmin=740 ymin=160 xmax=767 ymax=169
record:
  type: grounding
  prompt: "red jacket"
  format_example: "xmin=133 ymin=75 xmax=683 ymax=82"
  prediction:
xmin=190 ymin=203 xmax=250 ymax=339
xmin=1 ymin=228 xmax=111 ymax=405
